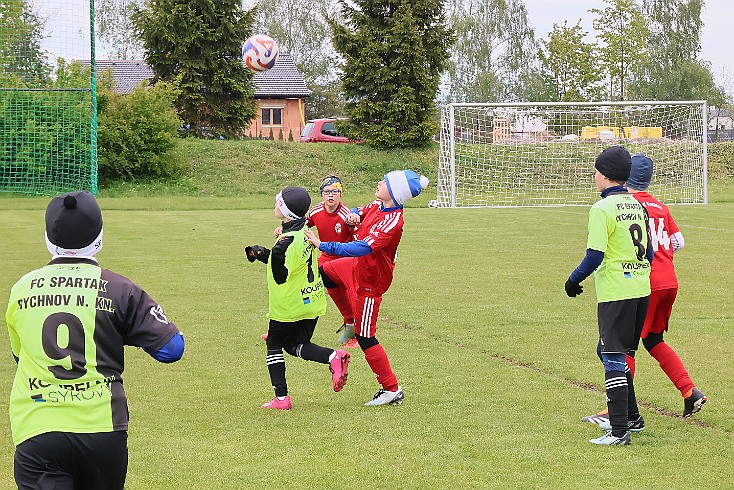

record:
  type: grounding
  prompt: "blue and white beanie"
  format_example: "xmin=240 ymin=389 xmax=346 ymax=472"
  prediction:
xmin=628 ymin=153 xmax=653 ymax=190
xmin=384 ymin=170 xmax=429 ymax=206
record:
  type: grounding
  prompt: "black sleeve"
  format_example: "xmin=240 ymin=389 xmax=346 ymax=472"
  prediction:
xmin=102 ymin=270 xmax=180 ymax=352
xmin=270 ymin=236 xmax=294 ymax=285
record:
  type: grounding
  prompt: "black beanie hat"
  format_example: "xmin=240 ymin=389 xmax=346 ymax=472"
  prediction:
xmin=276 ymin=186 xmax=311 ymax=220
xmin=45 ymin=191 xmax=103 ymax=252
xmin=595 ymin=146 xmax=632 ymax=182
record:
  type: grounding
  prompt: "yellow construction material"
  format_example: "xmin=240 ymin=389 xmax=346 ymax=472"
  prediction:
xmin=580 ymin=125 xmax=663 ymax=140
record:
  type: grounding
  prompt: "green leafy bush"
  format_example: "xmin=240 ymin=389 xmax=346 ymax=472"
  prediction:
xmin=97 ymin=81 xmax=182 ymax=179
xmin=708 ymin=142 xmax=734 ymax=179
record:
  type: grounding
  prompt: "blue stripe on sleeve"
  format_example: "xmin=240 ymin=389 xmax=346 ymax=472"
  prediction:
xmin=319 ymin=239 xmax=372 ymax=257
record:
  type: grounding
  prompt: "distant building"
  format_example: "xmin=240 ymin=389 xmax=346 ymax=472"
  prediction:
xmin=247 ymin=53 xmax=311 ymax=141
xmin=708 ymin=107 xmax=734 ymax=131
xmin=79 ymin=55 xmax=310 ymax=140
xmin=708 ymin=106 xmax=734 ymax=142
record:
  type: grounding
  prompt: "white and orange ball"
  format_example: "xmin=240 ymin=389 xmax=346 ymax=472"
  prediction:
xmin=242 ymin=34 xmax=279 ymax=72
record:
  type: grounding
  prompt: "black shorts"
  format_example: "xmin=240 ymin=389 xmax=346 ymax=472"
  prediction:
xmin=597 ymin=296 xmax=649 ymax=354
xmin=266 ymin=318 xmax=319 ymax=354
xmin=14 ymin=431 xmax=128 ymax=490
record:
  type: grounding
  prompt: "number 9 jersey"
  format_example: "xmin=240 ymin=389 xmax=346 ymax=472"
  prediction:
xmin=5 ymin=257 xmax=181 ymax=446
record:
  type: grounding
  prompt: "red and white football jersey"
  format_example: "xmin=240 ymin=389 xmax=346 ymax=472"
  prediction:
xmin=634 ymin=191 xmax=679 ymax=290
xmin=351 ymin=201 xmax=404 ymax=296
xmin=307 ymin=201 xmax=352 ymax=264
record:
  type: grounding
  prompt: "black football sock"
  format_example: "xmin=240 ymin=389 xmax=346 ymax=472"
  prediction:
xmin=605 ymin=370 xmax=629 ymax=437
xmin=266 ymin=349 xmax=288 ymax=397
xmin=626 ymin=369 xmax=640 ymax=420
xmin=294 ymin=342 xmax=332 ymax=364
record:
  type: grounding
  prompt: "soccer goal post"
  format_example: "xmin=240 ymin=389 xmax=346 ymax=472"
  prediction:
xmin=437 ymin=101 xmax=707 ymax=207
xmin=0 ymin=0 xmax=98 ymax=196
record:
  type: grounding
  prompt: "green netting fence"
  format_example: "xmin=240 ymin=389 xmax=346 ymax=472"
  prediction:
xmin=0 ymin=0 xmax=97 ymax=196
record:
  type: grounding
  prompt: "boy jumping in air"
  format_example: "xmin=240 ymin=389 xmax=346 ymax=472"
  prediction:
xmin=305 ymin=170 xmax=429 ymax=406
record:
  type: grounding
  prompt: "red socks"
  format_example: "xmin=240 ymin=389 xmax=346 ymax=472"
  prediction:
xmin=363 ymin=344 xmax=398 ymax=391
xmin=625 ymin=354 xmax=636 ymax=377
xmin=649 ymin=342 xmax=695 ymax=397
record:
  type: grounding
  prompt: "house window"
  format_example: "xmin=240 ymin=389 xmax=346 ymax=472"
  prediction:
xmin=262 ymin=108 xmax=282 ymax=125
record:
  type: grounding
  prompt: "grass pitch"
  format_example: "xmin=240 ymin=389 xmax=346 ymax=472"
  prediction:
xmin=1 ymin=197 xmax=733 ymax=489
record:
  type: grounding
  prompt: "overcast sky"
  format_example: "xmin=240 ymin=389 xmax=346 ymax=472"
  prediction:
xmin=522 ymin=0 xmax=732 ymax=96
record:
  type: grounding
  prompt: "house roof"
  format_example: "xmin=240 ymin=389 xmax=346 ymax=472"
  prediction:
xmin=77 ymin=54 xmax=310 ymax=98
xmin=709 ymin=108 xmax=734 ymax=119
xmin=252 ymin=53 xmax=311 ymax=98
xmin=78 ymin=60 xmax=154 ymax=94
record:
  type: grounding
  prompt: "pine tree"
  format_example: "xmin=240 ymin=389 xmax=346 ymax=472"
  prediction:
xmin=132 ymin=0 xmax=257 ymax=138
xmin=328 ymin=0 xmax=453 ymax=148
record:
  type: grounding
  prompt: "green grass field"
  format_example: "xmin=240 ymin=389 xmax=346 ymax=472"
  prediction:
xmin=1 ymin=194 xmax=733 ymax=489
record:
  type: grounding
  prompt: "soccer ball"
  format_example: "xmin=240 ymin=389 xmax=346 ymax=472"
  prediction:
xmin=242 ymin=34 xmax=279 ymax=72
xmin=428 ymin=199 xmax=439 ymax=208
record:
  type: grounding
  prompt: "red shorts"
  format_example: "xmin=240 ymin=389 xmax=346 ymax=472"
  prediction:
xmin=641 ymin=287 xmax=677 ymax=338
xmin=354 ymin=293 xmax=382 ymax=338
xmin=321 ymin=257 xmax=382 ymax=337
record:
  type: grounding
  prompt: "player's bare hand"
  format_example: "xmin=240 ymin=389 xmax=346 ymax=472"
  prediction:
xmin=304 ymin=228 xmax=321 ymax=248
xmin=273 ymin=226 xmax=282 ymax=238
xmin=346 ymin=213 xmax=361 ymax=226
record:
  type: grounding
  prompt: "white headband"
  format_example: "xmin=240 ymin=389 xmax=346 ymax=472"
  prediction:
xmin=275 ymin=192 xmax=301 ymax=220
xmin=45 ymin=228 xmax=104 ymax=258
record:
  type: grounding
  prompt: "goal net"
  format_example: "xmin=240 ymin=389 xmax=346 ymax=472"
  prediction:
xmin=0 ymin=0 xmax=97 ymax=196
xmin=437 ymin=101 xmax=707 ymax=207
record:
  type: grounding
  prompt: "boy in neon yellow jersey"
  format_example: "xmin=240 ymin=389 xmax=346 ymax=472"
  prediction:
xmin=246 ymin=186 xmax=350 ymax=410
xmin=6 ymin=191 xmax=184 ymax=489
xmin=565 ymin=146 xmax=653 ymax=445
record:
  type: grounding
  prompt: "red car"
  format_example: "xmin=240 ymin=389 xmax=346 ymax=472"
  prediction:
xmin=300 ymin=118 xmax=355 ymax=143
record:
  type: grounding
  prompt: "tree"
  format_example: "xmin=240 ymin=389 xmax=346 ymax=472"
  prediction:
xmin=642 ymin=0 xmax=701 ymax=65
xmin=634 ymin=59 xmax=727 ymax=103
xmin=629 ymin=0 xmax=727 ymax=103
xmin=538 ymin=21 xmax=605 ymax=102
xmin=132 ymin=0 xmax=258 ymax=138
xmin=328 ymin=0 xmax=453 ymax=148
xmin=591 ymin=0 xmax=649 ymax=100
xmin=0 ymin=0 xmax=49 ymax=85
xmin=252 ymin=0 xmax=342 ymax=117
xmin=96 ymin=0 xmax=145 ymax=60
xmin=443 ymin=0 xmax=539 ymax=103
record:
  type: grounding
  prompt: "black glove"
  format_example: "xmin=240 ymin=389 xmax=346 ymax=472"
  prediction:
xmin=245 ymin=245 xmax=270 ymax=263
xmin=565 ymin=278 xmax=583 ymax=297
